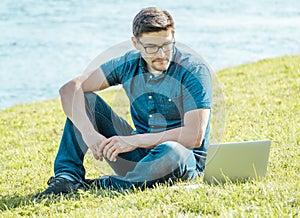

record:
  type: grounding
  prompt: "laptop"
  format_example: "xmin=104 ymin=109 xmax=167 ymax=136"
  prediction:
xmin=203 ymin=140 xmax=271 ymax=184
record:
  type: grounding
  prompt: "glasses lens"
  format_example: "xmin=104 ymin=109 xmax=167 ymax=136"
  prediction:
xmin=163 ymin=42 xmax=174 ymax=51
xmin=145 ymin=47 xmax=158 ymax=54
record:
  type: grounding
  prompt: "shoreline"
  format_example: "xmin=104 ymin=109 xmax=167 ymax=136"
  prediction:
xmin=1 ymin=54 xmax=299 ymax=111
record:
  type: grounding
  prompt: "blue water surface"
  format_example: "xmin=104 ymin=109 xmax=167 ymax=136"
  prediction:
xmin=0 ymin=0 xmax=299 ymax=109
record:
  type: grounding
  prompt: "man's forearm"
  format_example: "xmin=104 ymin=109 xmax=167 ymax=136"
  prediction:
xmin=59 ymin=80 xmax=95 ymax=136
xmin=130 ymin=126 xmax=204 ymax=149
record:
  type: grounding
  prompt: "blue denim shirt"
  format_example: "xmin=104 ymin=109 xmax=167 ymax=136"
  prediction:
xmin=101 ymin=47 xmax=212 ymax=171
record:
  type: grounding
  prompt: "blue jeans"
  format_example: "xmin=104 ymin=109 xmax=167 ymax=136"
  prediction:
xmin=54 ymin=92 xmax=198 ymax=190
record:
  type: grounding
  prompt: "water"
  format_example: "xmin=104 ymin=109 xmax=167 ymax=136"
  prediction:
xmin=0 ymin=0 xmax=299 ymax=109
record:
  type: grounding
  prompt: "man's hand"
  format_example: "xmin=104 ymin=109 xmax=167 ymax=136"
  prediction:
xmin=100 ymin=136 xmax=137 ymax=162
xmin=82 ymin=130 xmax=107 ymax=160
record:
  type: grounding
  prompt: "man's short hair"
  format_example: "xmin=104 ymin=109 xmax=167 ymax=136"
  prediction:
xmin=132 ymin=7 xmax=175 ymax=38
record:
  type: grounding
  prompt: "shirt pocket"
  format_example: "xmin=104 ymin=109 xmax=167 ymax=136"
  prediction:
xmin=156 ymin=95 xmax=183 ymax=121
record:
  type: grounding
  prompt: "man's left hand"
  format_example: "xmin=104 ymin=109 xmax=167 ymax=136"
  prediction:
xmin=100 ymin=136 xmax=137 ymax=162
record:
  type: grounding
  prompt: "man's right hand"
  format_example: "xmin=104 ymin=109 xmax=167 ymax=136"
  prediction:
xmin=82 ymin=130 xmax=107 ymax=160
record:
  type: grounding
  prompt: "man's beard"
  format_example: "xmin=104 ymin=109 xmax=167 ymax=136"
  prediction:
xmin=151 ymin=58 xmax=170 ymax=72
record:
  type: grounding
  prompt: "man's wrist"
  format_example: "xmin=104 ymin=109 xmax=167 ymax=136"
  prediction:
xmin=130 ymin=134 xmax=154 ymax=149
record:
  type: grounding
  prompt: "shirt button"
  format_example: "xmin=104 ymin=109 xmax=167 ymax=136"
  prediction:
xmin=150 ymin=75 xmax=153 ymax=79
xmin=149 ymin=114 xmax=153 ymax=118
xmin=148 ymin=95 xmax=152 ymax=99
xmin=168 ymin=98 xmax=172 ymax=102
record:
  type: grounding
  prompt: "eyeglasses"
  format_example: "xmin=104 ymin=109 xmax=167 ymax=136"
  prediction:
xmin=137 ymin=38 xmax=175 ymax=54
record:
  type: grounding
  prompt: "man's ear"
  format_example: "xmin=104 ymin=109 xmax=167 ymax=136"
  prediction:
xmin=131 ymin=37 xmax=139 ymax=50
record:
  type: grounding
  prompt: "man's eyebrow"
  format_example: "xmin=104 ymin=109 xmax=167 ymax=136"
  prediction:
xmin=143 ymin=41 xmax=173 ymax=46
xmin=142 ymin=43 xmax=157 ymax=46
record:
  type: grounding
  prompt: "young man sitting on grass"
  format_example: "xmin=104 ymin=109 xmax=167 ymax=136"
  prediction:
xmin=35 ymin=7 xmax=212 ymax=197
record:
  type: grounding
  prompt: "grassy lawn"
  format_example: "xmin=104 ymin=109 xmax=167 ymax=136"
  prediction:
xmin=0 ymin=55 xmax=299 ymax=217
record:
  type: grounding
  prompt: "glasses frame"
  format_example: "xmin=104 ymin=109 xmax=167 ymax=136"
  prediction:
xmin=137 ymin=38 xmax=176 ymax=54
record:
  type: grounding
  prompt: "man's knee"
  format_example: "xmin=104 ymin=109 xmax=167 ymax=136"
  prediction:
xmin=155 ymin=141 xmax=197 ymax=180
xmin=157 ymin=141 xmax=180 ymax=151
xmin=84 ymin=92 xmax=98 ymax=105
xmin=156 ymin=141 xmax=194 ymax=161
xmin=84 ymin=92 xmax=108 ymax=113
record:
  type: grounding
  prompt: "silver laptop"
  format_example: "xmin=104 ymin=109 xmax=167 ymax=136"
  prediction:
xmin=203 ymin=140 xmax=271 ymax=184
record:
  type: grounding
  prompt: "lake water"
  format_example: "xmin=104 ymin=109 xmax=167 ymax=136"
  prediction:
xmin=0 ymin=0 xmax=299 ymax=109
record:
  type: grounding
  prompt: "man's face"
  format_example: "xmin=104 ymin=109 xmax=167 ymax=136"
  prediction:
xmin=132 ymin=29 xmax=174 ymax=74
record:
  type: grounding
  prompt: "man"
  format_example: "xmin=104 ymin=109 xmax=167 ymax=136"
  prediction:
xmin=35 ymin=7 xmax=212 ymax=197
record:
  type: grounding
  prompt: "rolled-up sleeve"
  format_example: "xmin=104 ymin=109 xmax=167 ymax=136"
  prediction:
xmin=100 ymin=51 xmax=140 ymax=86
xmin=182 ymin=64 xmax=212 ymax=113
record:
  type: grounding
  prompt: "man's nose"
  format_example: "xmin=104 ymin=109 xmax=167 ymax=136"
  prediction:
xmin=155 ymin=47 xmax=165 ymax=57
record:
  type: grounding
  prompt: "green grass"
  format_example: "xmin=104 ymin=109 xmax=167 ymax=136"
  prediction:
xmin=1 ymin=55 xmax=299 ymax=217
